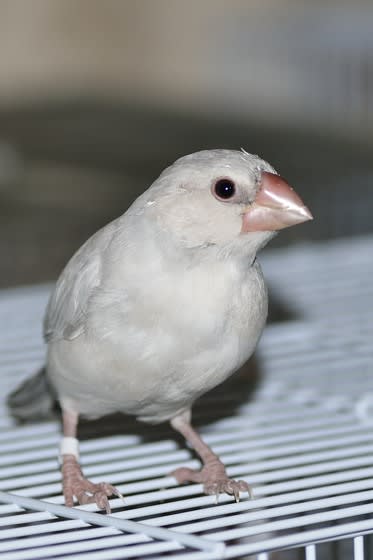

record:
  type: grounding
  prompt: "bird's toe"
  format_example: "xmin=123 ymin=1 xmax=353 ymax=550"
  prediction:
xmin=204 ymin=478 xmax=252 ymax=502
xmin=170 ymin=466 xmax=202 ymax=484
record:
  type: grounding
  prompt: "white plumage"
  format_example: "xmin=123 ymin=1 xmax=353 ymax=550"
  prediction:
xmin=46 ymin=150 xmax=275 ymax=422
xmin=9 ymin=149 xmax=312 ymax=511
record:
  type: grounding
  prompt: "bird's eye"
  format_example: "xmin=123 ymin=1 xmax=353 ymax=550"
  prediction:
xmin=213 ymin=178 xmax=236 ymax=201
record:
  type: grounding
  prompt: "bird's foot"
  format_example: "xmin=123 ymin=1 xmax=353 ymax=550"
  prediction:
xmin=171 ymin=460 xmax=252 ymax=503
xmin=61 ymin=454 xmax=122 ymax=514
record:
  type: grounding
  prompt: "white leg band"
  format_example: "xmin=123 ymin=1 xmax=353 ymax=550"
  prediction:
xmin=59 ymin=436 xmax=80 ymax=461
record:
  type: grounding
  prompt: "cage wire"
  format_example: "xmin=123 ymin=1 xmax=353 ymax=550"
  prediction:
xmin=0 ymin=235 xmax=373 ymax=559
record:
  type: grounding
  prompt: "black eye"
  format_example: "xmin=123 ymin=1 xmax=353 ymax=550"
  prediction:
xmin=213 ymin=178 xmax=236 ymax=200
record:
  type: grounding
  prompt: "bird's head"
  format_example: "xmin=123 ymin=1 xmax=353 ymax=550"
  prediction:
xmin=138 ymin=149 xmax=312 ymax=259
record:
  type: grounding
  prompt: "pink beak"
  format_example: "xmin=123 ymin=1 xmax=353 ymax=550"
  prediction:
xmin=242 ymin=171 xmax=313 ymax=233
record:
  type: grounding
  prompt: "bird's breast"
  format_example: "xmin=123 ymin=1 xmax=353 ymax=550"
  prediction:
xmin=48 ymin=259 xmax=267 ymax=421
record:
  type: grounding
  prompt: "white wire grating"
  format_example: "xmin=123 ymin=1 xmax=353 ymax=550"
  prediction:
xmin=1 ymin=235 xmax=373 ymax=559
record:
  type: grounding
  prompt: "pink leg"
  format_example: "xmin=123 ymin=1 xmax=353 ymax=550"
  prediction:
xmin=170 ymin=410 xmax=252 ymax=502
xmin=61 ymin=410 xmax=122 ymax=514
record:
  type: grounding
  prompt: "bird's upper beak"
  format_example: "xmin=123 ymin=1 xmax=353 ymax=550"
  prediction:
xmin=241 ymin=171 xmax=313 ymax=233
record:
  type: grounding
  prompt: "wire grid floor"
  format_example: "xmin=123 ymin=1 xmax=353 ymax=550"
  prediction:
xmin=0 ymin=235 xmax=373 ymax=559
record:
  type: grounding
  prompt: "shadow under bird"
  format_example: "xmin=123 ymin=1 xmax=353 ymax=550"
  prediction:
xmin=8 ymin=149 xmax=312 ymax=513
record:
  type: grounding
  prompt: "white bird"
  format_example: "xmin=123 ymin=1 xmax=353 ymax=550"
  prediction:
xmin=8 ymin=149 xmax=312 ymax=512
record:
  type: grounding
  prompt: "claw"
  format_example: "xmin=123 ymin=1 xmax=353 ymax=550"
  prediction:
xmin=113 ymin=487 xmax=126 ymax=505
xmin=170 ymin=459 xmax=253 ymax=504
xmin=233 ymin=487 xmax=240 ymax=503
xmin=237 ymin=479 xmax=254 ymax=499
xmin=61 ymin=456 xmax=121 ymax=514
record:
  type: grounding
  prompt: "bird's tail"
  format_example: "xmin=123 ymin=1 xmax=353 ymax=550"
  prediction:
xmin=7 ymin=367 xmax=56 ymax=421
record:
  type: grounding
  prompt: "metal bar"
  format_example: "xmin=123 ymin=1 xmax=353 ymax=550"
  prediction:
xmin=0 ymin=491 xmax=225 ymax=557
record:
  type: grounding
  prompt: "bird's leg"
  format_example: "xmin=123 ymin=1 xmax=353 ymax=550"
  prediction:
xmin=170 ymin=410 xmax=252 ymax=502
xmin=60 ymin=409 xmax=122 ymax=513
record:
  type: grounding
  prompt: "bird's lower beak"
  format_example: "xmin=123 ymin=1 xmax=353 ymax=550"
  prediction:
xmin=241 ymin=171 xmax=313 ymax=232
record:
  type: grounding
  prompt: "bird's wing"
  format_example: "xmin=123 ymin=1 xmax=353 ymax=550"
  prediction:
xmin=44 ymin=225 xmax=115 ymax=342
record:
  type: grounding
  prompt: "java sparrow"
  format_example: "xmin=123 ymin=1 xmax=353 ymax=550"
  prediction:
xmin=8 ymin=149 xmax=312 ymax=512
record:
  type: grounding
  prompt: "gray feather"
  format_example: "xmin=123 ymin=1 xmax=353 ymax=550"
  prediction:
xmin=43 ymin=224 xmax=115 ymax=342
xmin=7 ymin=367 xmax=56 ymax=421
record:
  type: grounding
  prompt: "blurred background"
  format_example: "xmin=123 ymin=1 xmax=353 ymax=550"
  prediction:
xmin=0 ymin=0 xmax=372 ymax=288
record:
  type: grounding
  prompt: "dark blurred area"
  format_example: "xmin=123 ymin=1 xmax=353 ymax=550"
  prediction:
xmin=0 ymin=0 xmax=372 ymax=288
